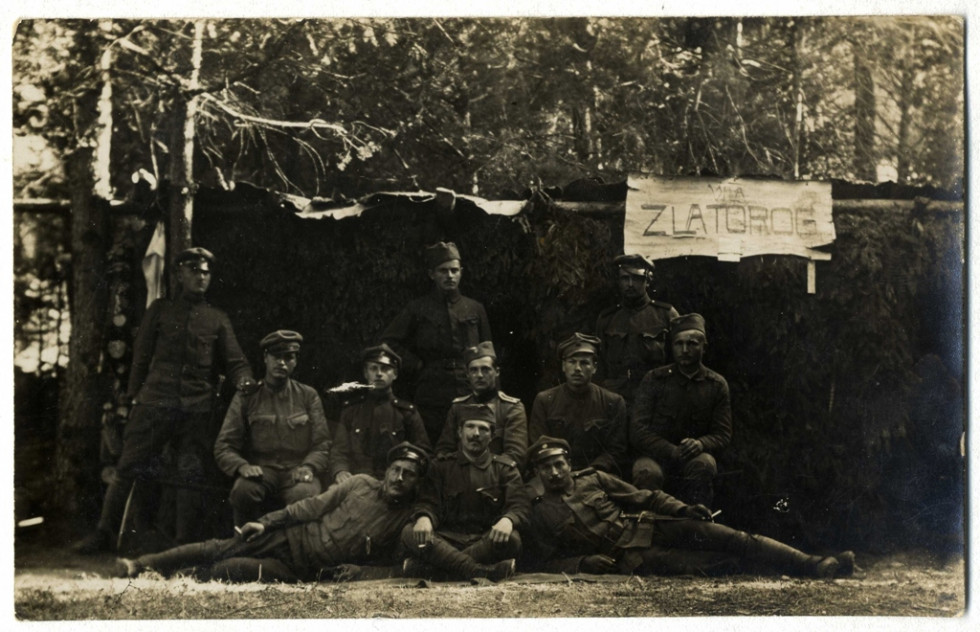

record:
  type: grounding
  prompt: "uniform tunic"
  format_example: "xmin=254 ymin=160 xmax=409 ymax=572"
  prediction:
xmin=382 ymin=289 xmax=492 ymax=437
xmin=213 ymin=378 xmax=331 ymax=477
xmin=330 ymin=393 xmax=431 ymax=480
xmin=528 ymin=383 xmax=629 ymax=476
xmin=260 ymin=474 xmax=417 ymax=574
xmin=414 ymin=450 xmax=530 ymax=539
xmin=594 ymin=297 xmax=678 ymax=402
xmin=434 ymin=391 xmax=528 ymax=464
xmin=129 ymin=293 xmax=253 ymax=411
xmin=630 ymin=363 xmax=732 ymax=464
xmin=525 ymin=469 xmax=686 ymax=572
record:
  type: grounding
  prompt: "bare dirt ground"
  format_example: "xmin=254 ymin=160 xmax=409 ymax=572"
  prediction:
xmin=13 ymin=533 xmax=966 ymax=621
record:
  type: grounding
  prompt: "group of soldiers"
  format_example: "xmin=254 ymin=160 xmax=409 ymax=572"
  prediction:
xmin=76 ymin=242 xmax=855 ymax=583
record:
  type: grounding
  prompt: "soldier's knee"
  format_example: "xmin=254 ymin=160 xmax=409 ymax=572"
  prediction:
xmin=632 ymin=458 xmax=665 ymax=490
xmin=283 ymin=481 xmax=320 ymax=505
xmin=684 ymin=453 xmax=717 ymax=481
xmin=230 ymin=478 xmax=267 ymax=506
xmin=400 ymin=523 xmax=417 ymax=550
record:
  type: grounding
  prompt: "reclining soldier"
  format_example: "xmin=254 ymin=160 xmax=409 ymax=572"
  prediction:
xmin=213 ymin=330 xmax=330 ymax=526
xmin=402 ymin=404 xmax=528 ymax=582
xmin=524 ymin=436 xmax=856 ymax=579
xmin=115 ymin=443 xmax=428 ymax=583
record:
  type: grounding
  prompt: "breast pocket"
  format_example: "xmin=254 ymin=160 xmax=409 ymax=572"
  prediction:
xmin=639 ymin=332 xmax=666 ymax=364
xmin=580 ymin=489 xmax=617 ymax=522
xmin=248 ymin=414 xmax=278 ymax=451
xmin=459 ymin=315 xmax=483 ymax=347
xmin=195 ymin=334 xmax=218 ymax=367
xmin=283 ymin=413 xmax=312 ymax=452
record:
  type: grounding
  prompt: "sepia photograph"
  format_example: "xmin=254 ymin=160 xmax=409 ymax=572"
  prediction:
xmin=8 ymin=2 xmax=971 ymax=625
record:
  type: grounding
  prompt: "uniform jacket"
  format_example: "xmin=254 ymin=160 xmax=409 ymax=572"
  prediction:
xmin=525 ymin=468 xmax=687 ymax=573
xmin=381 ymin=289 xmax=492 ymax=383
xmin=434 ymin=391 xmax=528 ymax=463
xmin=413 ymin=450 xmax=530 ymax=535
xmin=213 ymin=379 xmax=331 ymax=477
xmin=630 ymin=363 xmax=732 ymax=464
xmin=594 ymin=297 xmax=678 ymax=400
xmin=529 ymin=383 xmax=629 ymax=476
xmin=260 ymin=474 xmax=416 ymax=572
xmin=128 ymin=293 xmax=253 ymax=412
xmin=330 ymin=392 xmax=432 ymax=480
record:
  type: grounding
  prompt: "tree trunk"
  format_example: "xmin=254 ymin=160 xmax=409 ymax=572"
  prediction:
xmin=853 ymin=46 xmax=877 ymax=182
xmin=56 ymin=21 xmax=113 ymax=520
xmin=167 ymin=19 xmax=205 ymax=295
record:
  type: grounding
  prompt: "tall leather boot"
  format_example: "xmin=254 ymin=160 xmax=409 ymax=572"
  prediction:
xmin=134 ymin=539 xmax=222 ymax=576
xmin=741 ymin=533 xmax=838 ymax=578
xmin=419 ymin=539 xmax=515 ymax=581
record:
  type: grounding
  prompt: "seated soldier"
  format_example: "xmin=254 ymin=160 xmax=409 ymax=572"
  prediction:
xmin=116 ymin=443 xmax=428 ymax=582
xmin=331 ymin=344 xmax=431 ymax=484
xmin=631 ymin=313 xmax=731 ymax=506
xmin=434 ymin=341 xmax=527 ymax=464
xmin=524 ymin=436 xmax=855 ymax=578
xmin=529 ymin=332 xmax=629 ymax=478
xmin=213 ymin=330 xmax=330 ymax=526
xmin=402 ymin=404 xmax=528 ymax=582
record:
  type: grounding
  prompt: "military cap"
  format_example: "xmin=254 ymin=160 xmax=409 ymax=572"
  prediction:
xmin=424 ymin=241 xmax=461 ymax=268
xmin=527 ymin=435 xmax=571 ymax=466
xmin=463 ymin=341 xmax=496 ymax=366
xmin=457 ymin=403 xmax=496 ymax=429
xmin=614 ymin=253 xmax=655 ymax=275
xmin=557 ymin=332 xmax=601 ymax=359
xmin=669 ymin=313 xmax=706 ymax=341
xmin=260 ymin=329 xmax=303 ymax=354
xmin=361 ymin=343 xmax=401 ymax=369
xmin=387 ymin=441 xmax=429 ymax=475
xmin=176 ymin=247 xmax=215 ymax=270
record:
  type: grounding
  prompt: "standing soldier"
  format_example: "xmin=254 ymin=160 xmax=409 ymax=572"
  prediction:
xmin=402 ymin=405 xmax=528 ymax=582
xmin=434 ymin=341 xmax=527 ymax=464
xmin=594 ymin=254 xmax=679 ymax=404
xmin=528 ymin=333 xmax=629 ymax=478
xmin=382 ymin=242 xmax=492 ymax=444
xmin=631 ymin=314 xmax=732 ymax=507
xmin=75 ymin=247 xmax=255 ymax=553
xmin=213 ymin=330 xmax=331 ymax=526
xmin=330 ymin=344 xmax=431 ymax=484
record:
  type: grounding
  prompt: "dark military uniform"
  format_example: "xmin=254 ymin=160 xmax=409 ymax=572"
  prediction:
xmin=595 ymin=296 xmax=679 ymax=403
xmin=331 ymin=393 xmax=431 ymax=481
xmin=525 ymin=467 xmax=840 ymax=578
xmin=129 ymin=474 xmax=417 ymax=581
xmin=97 ymin=291 xmax=253 ymax=542
xmin=434 ymin=392 xmax=527 ymax=464
xmin=213 ymin=379 xmax=331 ymax=524
xmin=630 ymin=363 xmax=732 ymax=506
xmin=381 ymin=289 xmax=492 ymax=442
xmin=528 ymin=383 xmax=629 ymax=477
xmin=401 ymin=450 xmax=530 ymax=573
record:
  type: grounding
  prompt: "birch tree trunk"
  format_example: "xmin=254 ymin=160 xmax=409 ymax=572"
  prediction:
xmin=167 ymin=19 xmax=205 ymax=295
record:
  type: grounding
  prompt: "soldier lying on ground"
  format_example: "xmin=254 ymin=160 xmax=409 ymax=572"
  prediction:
xmin=524 ymin=436 xmax=856 ymax=579
xmin=115 ymin=443 xmax=428 ymax=583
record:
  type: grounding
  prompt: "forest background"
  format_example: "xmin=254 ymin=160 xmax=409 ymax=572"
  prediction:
xmin=8 ymin=8 xmax=969 ymax=575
